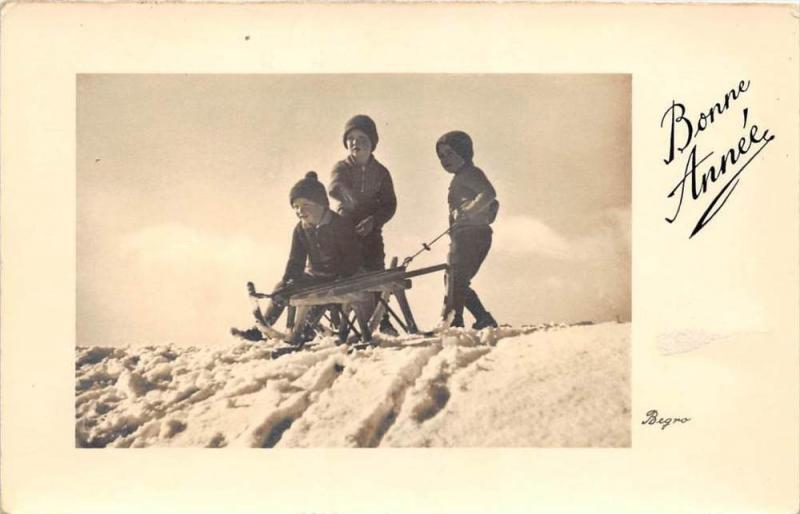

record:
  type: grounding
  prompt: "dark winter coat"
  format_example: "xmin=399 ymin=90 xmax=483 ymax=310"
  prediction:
xmin=282 ymin=209 xmax=363 ymax=282
xmin=329 ymin=155 xmax=397 ymax=230
xmin=447 ymin=163 xmax=499 ymax=229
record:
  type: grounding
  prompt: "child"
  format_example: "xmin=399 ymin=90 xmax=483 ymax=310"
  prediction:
xmin=329 ymin=114 xmax=399 ymax=335
xmin=436 ymin=130 xmax=499 ymax=329
xmin=234 ymin=171 xmax=363 ymax=345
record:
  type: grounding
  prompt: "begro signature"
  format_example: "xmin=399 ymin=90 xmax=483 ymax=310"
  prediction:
xmin=661 ymin=80 xmax=776 ymax=238
xmin=641 ymin=409 xmax=691 ymax=430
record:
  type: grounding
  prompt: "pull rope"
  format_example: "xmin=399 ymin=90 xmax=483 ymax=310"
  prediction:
xmin=402 ymin=226 xmax=452 ymax=267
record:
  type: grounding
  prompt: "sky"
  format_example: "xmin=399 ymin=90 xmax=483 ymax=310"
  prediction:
xmin=77 ymin=74 xmax=631 ymax=347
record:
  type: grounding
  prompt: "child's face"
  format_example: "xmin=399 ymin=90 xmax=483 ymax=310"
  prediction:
xmin=292 ymin=198 xmax=326 ymax=227
xmin=345 ymin=128 xmax=373 ymax=165
xmin=437 ymin=143 xmax=466 ymax=174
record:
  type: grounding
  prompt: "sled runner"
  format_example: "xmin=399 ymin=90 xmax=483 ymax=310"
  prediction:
xmin=238 ymin=258 xmax=447 ymax=350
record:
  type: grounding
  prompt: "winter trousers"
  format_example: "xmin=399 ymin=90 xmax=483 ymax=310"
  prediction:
xmin=445 ymin=225 xmax=493 ymax=325
xmin=359 ymin=229 xmax=394 ymax=329
xmin=359 ymin=230 xmax=386 ymax=272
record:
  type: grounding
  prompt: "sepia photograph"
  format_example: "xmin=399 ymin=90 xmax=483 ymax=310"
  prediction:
xmin=75 ymin=74 xmax=631 ymax=448
xmin=3 ymin=3 xmax=798 ymax=513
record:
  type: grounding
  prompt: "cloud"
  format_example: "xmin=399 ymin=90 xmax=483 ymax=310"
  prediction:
xmin=120 ymin=223 xmax=273 ymax=272
xmin=83 ymin=223 xmax=288 ymax=346
xmin=493 ymin=215 xmax=573 ymax=260
xmin=493 ymin=207 xmax=630 ymax=263
xmin=570 ymin=206 xmax=631 ymax=262
xmin=488 ymin=208 xmax=631 ymax=324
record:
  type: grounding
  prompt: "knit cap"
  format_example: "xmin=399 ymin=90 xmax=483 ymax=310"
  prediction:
xmin=289 ymin=171 xmax=329 ymax=207
xmin=436 ymin=131 xmax=474 ymax=163
xmin=342 ymin=114 xmax=379 ymax=150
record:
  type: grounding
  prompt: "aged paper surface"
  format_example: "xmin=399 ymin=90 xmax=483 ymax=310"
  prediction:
xmin=1 ymin=3 xmax=798 ymax=513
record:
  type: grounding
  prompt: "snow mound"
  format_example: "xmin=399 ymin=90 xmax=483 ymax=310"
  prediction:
xmin=75 ymin=322 xmax=630 ymax=448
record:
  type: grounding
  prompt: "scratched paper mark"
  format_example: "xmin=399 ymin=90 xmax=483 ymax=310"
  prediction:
xmin=656 ymin=329 xmax=729 ymax=355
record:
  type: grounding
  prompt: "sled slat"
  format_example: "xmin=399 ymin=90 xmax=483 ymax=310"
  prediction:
xmin=289 ymin=292 xmax=371 ymax=306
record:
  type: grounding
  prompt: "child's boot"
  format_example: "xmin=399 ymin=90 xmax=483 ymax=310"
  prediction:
xmin=379 ymin=315 xmax=399 ymax=337
xmin=231 ymin=326 xmax=264 ymax=342
xmin=472 ymin=312 xmax=498 ymax=330
xmin=465 ymin=289 xmax=497 ymax=329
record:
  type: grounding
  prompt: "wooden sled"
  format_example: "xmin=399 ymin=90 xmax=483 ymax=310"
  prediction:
xmin=250 ymin=258 xmax=447 ymax=345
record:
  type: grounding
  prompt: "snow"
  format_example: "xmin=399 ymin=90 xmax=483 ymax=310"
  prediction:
xmin=75 ymin=322 xmax=630 ymax=448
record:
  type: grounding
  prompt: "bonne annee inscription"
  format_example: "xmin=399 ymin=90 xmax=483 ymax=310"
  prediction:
xmin=660 ymin=80 xmax=775 ymax=238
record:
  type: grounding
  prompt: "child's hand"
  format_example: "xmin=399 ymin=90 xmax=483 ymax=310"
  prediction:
xmin=338 ymin=190 xmax=357 ymax=213
xmin=458 ymin=199 xmax=476 ymax=215
xmin=355 ymin=216 xmax=375 ymax=236
xmin=452 ymin=203 xmax=472 ymax=223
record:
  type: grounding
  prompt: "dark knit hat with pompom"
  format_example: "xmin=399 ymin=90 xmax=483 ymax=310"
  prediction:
xmin=289 ymin=171 xmax=329 ymax=207
xmin=436 ymin=130 xmax=474 ymax=163
xmin=342 ymin=114 xmax=379 ymax=150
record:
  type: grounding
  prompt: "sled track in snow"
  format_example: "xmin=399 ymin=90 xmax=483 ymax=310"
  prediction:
xmin=347 ymin=343 xmax=445 ymax=448
xmin=375 ymin=326 xmax=564 ymax=446
xmin=346 ymin=328 xmax=515 ymax=447
xmin=261 ymin=326 xmax=566 ymax=447
xmin=250 ymin=357 xmax=346 ymax=448
xmin=408 ymin=345 xmax=492 ymax=424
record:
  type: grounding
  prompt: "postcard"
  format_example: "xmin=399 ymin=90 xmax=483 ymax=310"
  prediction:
xmin=1 ymin=2 xmax=797 ymax=513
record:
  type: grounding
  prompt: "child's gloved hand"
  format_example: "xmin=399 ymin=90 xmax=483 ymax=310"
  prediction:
xmin=452 ymin=201 xmax=473 ymax=223
xmin=273 ymin=279 xmax=295 ymax=301
xmin=338 ymin=190 xmax=357 ymax=214
xmin=355 ymin=215 xmax=375 ymax=236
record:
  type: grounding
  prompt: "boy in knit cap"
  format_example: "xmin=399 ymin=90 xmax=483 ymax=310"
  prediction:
xmin=233 ymin=171 xmax=363 ymax=346
xmin=329 ymin=114 xmax=399 ymax=335
xmin=436 ymin=130 xmax=499 ymax=330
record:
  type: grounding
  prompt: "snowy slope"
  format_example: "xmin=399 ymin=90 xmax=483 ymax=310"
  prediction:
xmin=75 ymin=322 xmax=630 ymax=448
